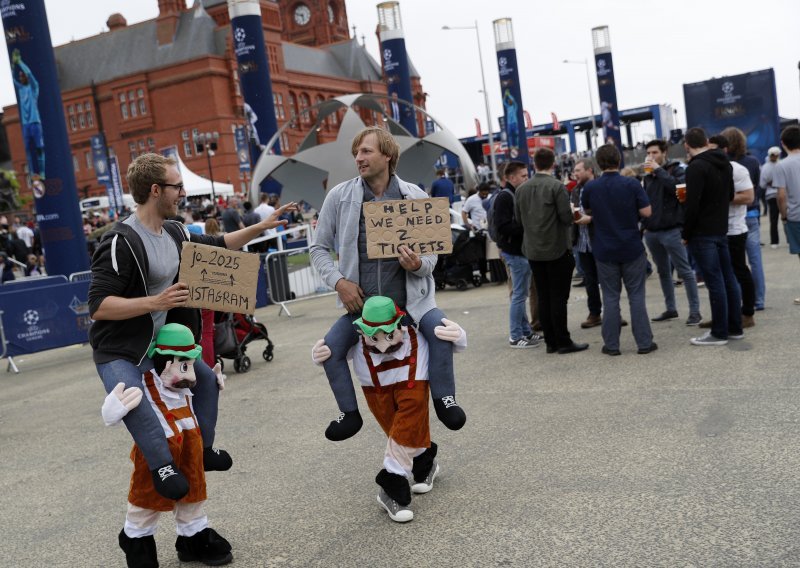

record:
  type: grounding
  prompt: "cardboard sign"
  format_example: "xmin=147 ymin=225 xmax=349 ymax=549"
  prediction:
xmin=179 ymin=242 xmax=260 ymax=314
xmin=363 ymin=197 xmax=452 ymax=259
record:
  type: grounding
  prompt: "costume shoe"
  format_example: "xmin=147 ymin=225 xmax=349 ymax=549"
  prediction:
xmin=118 ymin=529 xmax=158 ymax=568
xmin=175 ymin=527 xmax=233 ymax=566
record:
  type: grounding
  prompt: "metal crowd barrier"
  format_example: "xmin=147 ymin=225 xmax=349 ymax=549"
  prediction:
xmin=69 ymin=270 xmax=93 ymax=282
xmin=263 ymin=246 xmax=337 ymax=317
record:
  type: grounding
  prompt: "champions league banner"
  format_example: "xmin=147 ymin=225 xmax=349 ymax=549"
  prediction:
xmin=90 ymin=134 xmax=111 ymax=186
xmin=496 ymin=48 xmax=529 ymax=164
xmin=683 ymin=69 xmax=780 ymax=163
xmin=2 ymin=0 xmax=89 ymax=276
xmin=380 ymin=37 xmax=417 ymax=136
xmin=594 ymin=51 xmax=624 ymax=157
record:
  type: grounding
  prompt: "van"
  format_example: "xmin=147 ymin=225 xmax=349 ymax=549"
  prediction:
xmin=80 ymin=194 xmax=136 ymax=214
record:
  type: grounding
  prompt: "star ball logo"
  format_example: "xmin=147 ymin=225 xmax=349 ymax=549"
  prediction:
xmin=383 ymin=49 xmax=392 ymax=62
xmin=722 ymin=81 xmax=734 ymax=95
xmin=499 ymin=57 xmax=507 ymax=68
xmin=23 ymin=309 xmax=39 ymax=326
xmin=597 ymin=60 xmax=606 ymax=70
xmin=234 ymin=27 xmax=246 ymax=43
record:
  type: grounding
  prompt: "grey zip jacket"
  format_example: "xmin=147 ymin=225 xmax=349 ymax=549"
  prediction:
xmin=310 ymin=175 xmax=438 ymax=321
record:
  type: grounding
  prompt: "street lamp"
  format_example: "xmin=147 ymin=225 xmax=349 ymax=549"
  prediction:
xmin=442 ymin=21 xmax=498 ymax=183
xmin=563 ymin=58 xmax=598 ymax=150
xmin=194 ymin=131 xmax=220 ymax=202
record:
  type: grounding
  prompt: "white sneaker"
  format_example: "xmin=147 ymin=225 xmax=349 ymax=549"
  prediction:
xmin=690 ymin=331 xmax=728 ymax=346
xmin=411 ymin=461 xmax=440 ymax=494
xmin=771 ymin=244 xmax=779 ymax=249
xmin=377 ymin=489 xmax=413 ymax=522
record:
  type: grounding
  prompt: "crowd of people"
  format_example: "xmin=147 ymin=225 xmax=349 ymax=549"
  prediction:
xmin=476 ymin=124 xmax=800 ymax=353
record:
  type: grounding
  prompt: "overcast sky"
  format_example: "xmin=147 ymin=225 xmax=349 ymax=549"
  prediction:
xmin=2 ymin=0 xmax=799 ymax=146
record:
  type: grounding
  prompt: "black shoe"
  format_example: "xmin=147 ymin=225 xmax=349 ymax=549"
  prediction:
xmin=637 ymin=342 xmax=659 ymax=354
xmin=546 ymin=345 xmax=558 ymax=354
xmin=601 ymin=346 xmax=621 ymax=356
xmin=325 ymin=409 xmax=363 ymax=441
xmin=175 ymin=528 xmax=232 ymax=566
xmin=203 ymin=447 xmax=232 ymax=472
xmin=651 ymin=310 xmax=679 ymax=322
xmin=433 ymin=396 xmax=466 ymax=430
xmin=119 ymin=529 xmax=158 ymax=568
xmin=572 ymin=279 xmax=586 ymax=287
xmin=150 ymin=461 xmax=189 ymax=501
xmin=558 ymin=342 xmax=589 ymax=354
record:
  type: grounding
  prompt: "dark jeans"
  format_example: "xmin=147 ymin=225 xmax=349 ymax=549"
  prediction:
xmin=768 ymin=197 xmax=780 ymax=245
xmin=728 ymin=232 xmax=755 ymax=316
xmin=578 ymin=251 xmax=602 ymax=316
xmin=529 ymin=251 xmax=575 ymax=350
xmin=322 ymin=307 xmax=454 ymax=412
xmin=689 ymin=235 xmax=743 ymax=339
xmin=596 ymin=254 xmax=653 ymax=351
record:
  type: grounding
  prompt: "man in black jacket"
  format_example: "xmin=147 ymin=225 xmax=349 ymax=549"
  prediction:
xmin=90 ymin=153 xmax=293 ymax=499
xmin=682 ymin=128 xmax=743 ymax=346
xmin=492 ymin=161 xmax=540 ymax=348
xmin=642 ymin=139 xmax=702 ymax=326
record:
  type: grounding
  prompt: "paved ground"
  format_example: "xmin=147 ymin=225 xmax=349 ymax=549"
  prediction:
xmin=2 ymin=227 xmax=800 ymax=567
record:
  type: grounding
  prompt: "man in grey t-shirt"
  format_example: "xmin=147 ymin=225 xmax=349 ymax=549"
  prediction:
xmin=774 ymin=126 xmax=800 ymax=304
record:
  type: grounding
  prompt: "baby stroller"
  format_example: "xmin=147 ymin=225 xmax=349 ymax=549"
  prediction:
xmin=213 ymin=311 xmax=275 ymax=373
xmin=433 ymin=226 xmax=486 ymax=291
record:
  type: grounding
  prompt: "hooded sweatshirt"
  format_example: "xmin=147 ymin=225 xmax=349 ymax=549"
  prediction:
xmin=682 ymin=149 xmax=734 ymax=241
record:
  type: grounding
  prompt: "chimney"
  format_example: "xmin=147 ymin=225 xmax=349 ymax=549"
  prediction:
xmin=107 ymin=13 xmax=128 ymax=32
xmin=156 ymin=0 xmax=187 ymax=46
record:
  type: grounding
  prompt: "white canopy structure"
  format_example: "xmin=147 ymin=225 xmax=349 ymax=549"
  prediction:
xmin=249 ymin=94 xmax=478 ymax=209
xmin=174 ymin=154 xmax=235 ymax=198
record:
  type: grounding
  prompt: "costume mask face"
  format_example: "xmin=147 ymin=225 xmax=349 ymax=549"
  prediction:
xmin=161 ymin=356 xmax=197 ymax=391
xmin=359 ymin=324 xmax=406 ymax=354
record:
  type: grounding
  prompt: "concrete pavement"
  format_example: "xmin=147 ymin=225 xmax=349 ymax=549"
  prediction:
xmin=2 ymin=227 xmax=799 ymax=567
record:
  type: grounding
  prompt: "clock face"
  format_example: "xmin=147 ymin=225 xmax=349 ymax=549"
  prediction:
xmin=294 ymin=4 xmax=311 ymax=26
xmin=327 ymin=3 xmax=334 ymax=23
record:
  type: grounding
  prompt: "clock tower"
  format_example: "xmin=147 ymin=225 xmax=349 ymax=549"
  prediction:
xmin=280 ymin=0 xmax=350 ymax=46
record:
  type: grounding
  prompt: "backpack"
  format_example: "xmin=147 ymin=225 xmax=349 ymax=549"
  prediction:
xmin=486 ymin=187 xmax=513 ymax=243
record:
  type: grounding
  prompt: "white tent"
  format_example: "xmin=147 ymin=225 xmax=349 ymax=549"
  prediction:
xmin=175 ymin=155 xmax=235 ymax=198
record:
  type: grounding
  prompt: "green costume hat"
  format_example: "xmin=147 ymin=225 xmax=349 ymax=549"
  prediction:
xmin=147 ymin=323 xmax=203 ymax=360
xmin=353 ymin=296 xmax=406 ymax=337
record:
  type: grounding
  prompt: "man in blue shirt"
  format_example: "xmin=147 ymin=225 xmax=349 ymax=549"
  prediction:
xmin=582 ymin=144 xmax=656 ymax=355
xmin=430 ymin=169 xmax=457 ymax=204
xmin=11 ymin=50 xmax=45 ymax=179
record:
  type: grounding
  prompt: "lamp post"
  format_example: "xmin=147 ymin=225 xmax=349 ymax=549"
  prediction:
xmin=193 ymin=131 xmax=219 ymax=202
xmin=563 ymin=58 xmax=598 ymax=150
xmin=442 ymin=21 xmax=497 ymax=183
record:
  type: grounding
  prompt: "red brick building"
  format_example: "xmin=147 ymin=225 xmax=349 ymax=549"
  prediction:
xmin=2 ymin=0 xmax=427 ymax=202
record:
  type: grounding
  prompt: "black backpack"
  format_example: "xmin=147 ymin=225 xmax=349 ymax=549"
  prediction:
xmin=486 ymin=187 xmax=513 ymax=243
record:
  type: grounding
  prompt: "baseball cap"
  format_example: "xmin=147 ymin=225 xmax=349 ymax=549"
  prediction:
xmin=768 ymin=146 xmax=781 ymax=156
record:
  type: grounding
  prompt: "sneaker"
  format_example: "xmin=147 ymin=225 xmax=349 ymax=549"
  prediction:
xmin=525 ymin=332 xmax=543 ymax=342
xmin=771 ymin=244 xmax=779 ymax=249
xmin=697 ymin=281 xmax=706 ymax=288
xmin=377 ymin=489 xmax=413 ymax=522
xmin=728 ymin=331 xmax=745 ymax=340
xmin=794 ymin=298 xmax=800 ymax=305
xmin=651 ymin=310 xmax=679 ymax=322
xmin=411 ymin=461 xmax=440 ymax=494
xmin=510 ymin=336 xmax=541 ymax=349
xmin=690 ymin=331 xmax=728 ymax=346
xmin=685 ymin=313 xmax=702 ymax=326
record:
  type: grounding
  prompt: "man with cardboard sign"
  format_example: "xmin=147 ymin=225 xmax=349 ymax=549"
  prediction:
xmin=310 ymin=126 xmax=467 ymax=443
xmin=89 ymin=152 xmax=295 ymax=501
xmin=363 ymin=197 xmax=453 ymax=259
xmin=179 ymin=242 xmax=260 ymax=315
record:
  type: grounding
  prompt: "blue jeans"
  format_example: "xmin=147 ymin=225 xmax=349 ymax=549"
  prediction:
xmin=322 ymin=307 xmax=455 ymax=412
xmin=596 ymin=254 xmax=653 ymax=351
xmin=745 ymin=215 xmax=765 ymax=309
xmin=689 ymin=235 xmax=743 ymax=339
xmin=501 ymin=252 xmax=533 ymax=341
xmin=96 ymin=357 xmax=219 ymax=469
xmin=644 ymin=228 xmax=701 ymax=315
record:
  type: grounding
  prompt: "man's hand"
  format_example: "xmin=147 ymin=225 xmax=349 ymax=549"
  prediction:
xmin=11 ymin=49 xmax=20 ymax=65
xmin=212 ymin=362 xmax=226 ymax=391
xmin=434 ymin=318 xmax=464 ymax=343
xmin=311 ymin=339 xmax=331 ymax=364
xmin=335 ymin=278 xmax=364 ymax=313
xmin=151 ymin=282 xmax=189 ymax=311
xmin=575 ymin=214 xmax=592 ymax=225
xmin=101 ymin=382 xmax=143 ymax=426
xmin=397 ymin=245 xmax=422 ymax=272
xmin=259 ymin=202 xmax=299 ymax=231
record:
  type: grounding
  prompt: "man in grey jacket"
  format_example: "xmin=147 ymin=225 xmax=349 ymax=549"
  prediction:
xmin=310 ymin=127 xmax=466 ymax=441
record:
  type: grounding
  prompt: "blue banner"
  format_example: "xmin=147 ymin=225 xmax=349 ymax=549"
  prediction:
xmin=496 ymin=48 xmax=529 ymax=164
xmin=107 ymin=156 xmax=124 ymax=211
xmin=594 ymin=51 xmax=623 ymax=159
xmin=2 ymin=0 xmax=89 ymax=276
xmin=90 ymin=133 xmax=110 ymax=186
xmin=0 ymin=280 xmax=91 ymax=356
xmin=234 ymin=126 xmax=251 ymax=173
xmin=381 ymin=36 xmax=417 ymax=136
xmin=683 ymin=69 xmax=780 ymax=163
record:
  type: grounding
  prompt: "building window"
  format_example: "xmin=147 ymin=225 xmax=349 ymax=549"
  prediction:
xmin=147 ymin=137 xmax=155 ymax=150
xmin=121 ymin=102 xmax=129 ymax=119
xmin=315 ymin=95 xmax=326 ymax=128
xmin=69 ymin=116 xmax=77 ymax=130
xmin=86 ymin=109 xmax=94 ymax=127
xmin=78 ymin=113 xmax=86 ymax=128
xmin=138 ymin=99 xmax=147 ymax=115
xmin=68 ymin=104 xmax=75 ymax=114
xmin=138 ymin=140 xmax=145 ymax=151
xmin=288 ymin=92 xmax=298 ymax=120
xmin=183 ymin=141 xmax=193 ymax=158
xmin=298 ymin=93 xmax=310 ymax=124
xmin=72 ymin=154 xmax=79 ymax=172
xmin=130 ymin=101 xmax=138 ymax=118
xmin=273 ymin=93 xmax=285 ymax=121
xmin=85 ymin=151 xmax=93 ymax=169
xmin=280 ymin=133 xmax=289 ymax=152
xmin=181 ymin=130 xmax=190 ymax=141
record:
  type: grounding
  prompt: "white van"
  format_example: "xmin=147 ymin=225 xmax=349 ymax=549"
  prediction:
xmin=80 ymin=194 xmax=136 ymax=214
